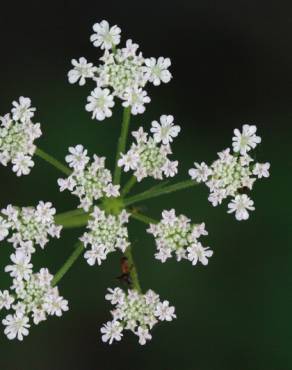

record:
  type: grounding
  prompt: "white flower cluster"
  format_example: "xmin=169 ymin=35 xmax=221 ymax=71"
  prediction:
xmin=0 ymin=202 xmax=62 ymax=254
xmin=68 ymin=20 xmax=172 ymax=120
xmin=58 ymin=145 xmax=120 ymax=211
xmin=80 ymin=207 xmax=130 ymax=266
xmin=0 ymin=18 xmax=272 ymax=346
xmin=101 ymin=287 xmax=176 ymax=345
xmin=118 ymin=116 xmax=180 ymax=181
xmin=0 ymin=263 xmax=68 ymax=341
xmin=0 ymin=97 xmax=42 ymax=176
xmin=189 ymin=125 xmax=270 ymax=221
xmin=147 ymin=209 xmax=213 ymax=265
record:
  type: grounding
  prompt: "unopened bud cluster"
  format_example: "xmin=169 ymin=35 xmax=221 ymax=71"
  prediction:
xmin=68 ymin=20 xmax=172 ymax=120
xmin=58 ymin=145 xmax=120 ymax=211
xmin=0 ymin=266 xmax=68 ymax=341
xmin=101 ymin=287 xmax=176 ymax=345
xmin=147 ymin=209 xmax=213 ymax=265
xmin=189 ymin=125 xmax=270 ymax=220
xmin=0 ymin=97 xmax=42 ymax=176
xmin=118 ymin=118 xmax=180 ymax=181
xmin=80 ymin=207 xmax=130 ymax=266
xmin=0 ymin=202 xmax=62 ymax=254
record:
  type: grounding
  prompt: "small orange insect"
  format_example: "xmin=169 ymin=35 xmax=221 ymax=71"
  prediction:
xmin=116 ymin=257 xmax=132 ymax=286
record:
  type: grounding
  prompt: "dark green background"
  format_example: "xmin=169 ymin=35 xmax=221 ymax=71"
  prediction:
xmin=0 ymin=1 xmax=291 ymax=369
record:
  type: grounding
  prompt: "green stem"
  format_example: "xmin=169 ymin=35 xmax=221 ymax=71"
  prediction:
xmin=147 ymin=180 xmax=170 ymax=193
xmin=124 ymin=179 xmax=198 ymax=207
xmin=52 ymin=242 xmax=84 ymax=286
xmin=130 ymin=211 xmax=158 ymax=225
xmin=55 ymin=208 xmax=87 ymax=224
xmin=113 ymin=107 xmax=131 ymax=185
xmin=35 ymin=148 xmax=71 ymax=176
xmin=125 ymin=245 xmax=142 ymax=293
xmin=112 ymin=44 xmax=117 ymax=53
xmin=121 ymin=176 xmax=137 ymax=197
xmin=57 ymin=213 xmax=90 ymax=229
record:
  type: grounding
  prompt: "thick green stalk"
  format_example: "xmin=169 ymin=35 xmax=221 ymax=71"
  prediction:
xmin=54 ymin=208 xmax=87 ymax=224
xmin=124 ymin=179 xmax=198 ymax=207
xmin=125 ymin=245 xmax=142 ymax=293
xmin=35 ymin=148 xmax=71 ymax=176
xmin=52 ymin=242 xmax=84 ymax=286
xmin=147 ymin=180 xmax=170 ymax=193
xmin=113 ymin=107 xmax=131 ymax=185
xmin=121 ymin=176 xmax=137 ymax=197
xmin=110 ymin=107 xmax=142 ymax=292
xmin=130 ymin=211 xmax=158 ymax=225
xmin=56 ymin=213 xmax=90 ymax=228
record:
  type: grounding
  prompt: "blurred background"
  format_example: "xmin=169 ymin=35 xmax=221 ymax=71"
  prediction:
xmin=0 ymin=0 xmax=291 ymax=369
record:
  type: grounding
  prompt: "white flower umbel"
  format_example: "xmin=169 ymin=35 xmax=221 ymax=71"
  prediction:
xmin=0 ymin=98 xmax=42 ymax=175
xmin=97 ymin=50 xmax=146 ymax=100
xmin=0 ymin=202 xmax=62 ymax=253
xmin=1 ymin=20 xmax=273 ymax=346
xmin=118 ymin=126 xmax=179 ymax=181
xmin=147 ymin=209 xmax=212 ymax=265
xmin=101 ymin=288 xmax=176 ymax=345
xmin=58 ymin=147 xmax=120 ymax=211
xmin=1 ymin=267 xmax=68 ymax=341
xmin=80 ymin=207 xmax=130 ymax=265
xmin=68 ymin=20 xmax=172 ymax=120
xmin=188 ymin=125 xmax=270 ymax=220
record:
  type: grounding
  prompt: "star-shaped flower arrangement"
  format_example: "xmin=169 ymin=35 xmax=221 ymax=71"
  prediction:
xmin=0 ymin=20 xmax=270 ymax=344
